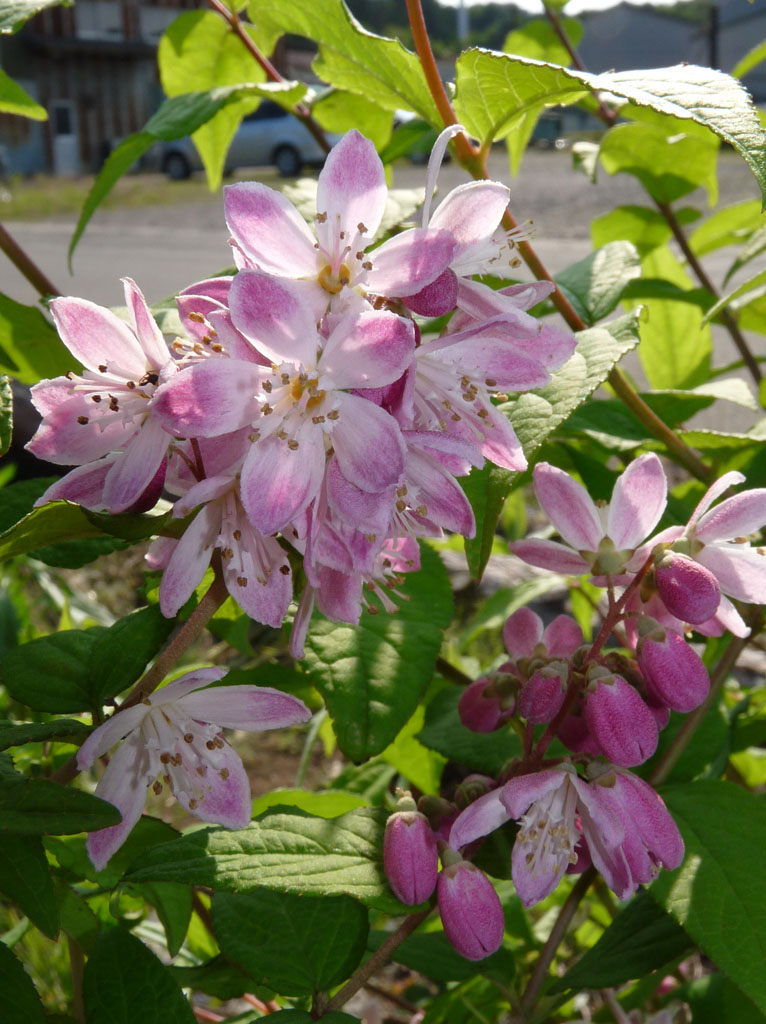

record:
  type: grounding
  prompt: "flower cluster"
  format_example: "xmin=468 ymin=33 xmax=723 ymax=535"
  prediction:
xmin=383 ymin=457 xmax=766 ymax=959
xmin=27 ymin=129 xmax=575 ymax=653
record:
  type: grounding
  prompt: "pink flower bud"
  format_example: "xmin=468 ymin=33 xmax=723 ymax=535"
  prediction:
xmin=437 ymin=860 xmax=504 ymax=961
xmin=518 ymin=664 xmax=567 ymax=723
xmin=584 ymin=673 xmax=658 ymax=767
xmin=458 ymin=678 xmax=514 ymax=733
xmin=655 ymin=552 xmax=720 ymax=624
xmin=383 ymin=806 xmax=438 ymax=906
xmin=402 ymin=268 xmax=458 ymax=317
xmin=637 ymin=628 xmax=710 ymax=713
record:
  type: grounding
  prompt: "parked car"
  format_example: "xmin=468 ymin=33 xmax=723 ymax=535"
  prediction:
xmin=161 ymin=100 xmax=339 ymax=180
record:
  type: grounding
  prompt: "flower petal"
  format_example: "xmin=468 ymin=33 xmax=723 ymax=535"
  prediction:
xmin=26 ymin=394 xmax=135 ymax=466
xmin=50 ymin=296 xmax=146 ymax=377
xmin=688 ymin=470 xmax=745 ymax=525
xmin=366 ymin=228 xmax=456 ymax=296
xmin=503 ymin=607 xmax=544 ymax=658
xmin=500 ymin=768 xmax=571 ymax=819
xmin=228 ymin=270 xmax=322 ymax=367
xmin=122 ymin=278 xmax=170 ymax=370
xmin=697 ymin=542 xmax=766 ymax=604
xmin=449 ymin=789 xmax=510 ymax=851
xmin=695 ymin=489 xmax=766 ymax=543
xmin=102 ymin=418 xmax=170 ymax=513
xmin=607 ymin=453 xmax=668 ymax=550
xmin=180 ymin=685 xmax=310 ymax=732
xmin=224 ymin=182 xmax=318 ymax=277
xmin=152 ymin=359 xmax=261 ymax=437
xmin=315 ymin=130 xmax=387 ymax=242
xmin=77 ymin=704 xmax=149 ymax=769
xmin=543 ymin=615 xmax=584 ymax=658
xmin=429 ymin=180 xmax=510 ymax=254
xmin=331 ymin=394 xmax=406 ymax=493
xmin=159 ymin=504 xmax=219 ymax=618
xmin=533 ymin=462 xmax=603 ymax=551
xmin=177 ymin=739 xmax=252 ymax=829
xmin=509 ymin=538 xmax=591 ymax=574
xmin=34 ymin=458 xmax=116 ymax=510
xmin=240 ymin=430 xmax=326 ymax=535
xmin=86 ymin=732 xmax=149 ymax=870
xmin=319 ymin=310 xmax=415 ymax=390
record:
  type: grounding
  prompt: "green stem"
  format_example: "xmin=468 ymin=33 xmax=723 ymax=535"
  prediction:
xmin=322 ymin=908 xmax=432 ymax=1015
xmin=0 ymin=221 xmax=59 ymax=298
xmin=208 ymin=0 xmax=332 ymax=155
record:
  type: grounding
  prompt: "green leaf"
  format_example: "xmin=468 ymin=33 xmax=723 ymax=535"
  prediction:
xmin=689 ymin=199 xmax=763 ymax=257
xmin=0 ymin=491 xmax=166 ymax=565
xmin=252 ymin=0 xmax=440 ymax=124
xmin=126 ymin=807 xmax=406 ymax=913
xmin=169 ymin=955 xmax=256 ymax=1001
xmin=462 ymin=463 xmax=517 ymax=580
xmin=0 ymin=770 xmax=121 ymax=834
xmin=369 ymin=929 xmax=514 ymax=983
xmin=0 ymin=68 xmax=46 ymax=119
xmin=159 ymin=11 xmax=268 ymax=191
xmin=88 ymin=606 xmax=174 ymax=704
xmin=703 ymin=267 xmax=766 ymax=325
xmin=135 ymin=883 xmax=192 ymax=958
xmin=266 ymin=1013 xmax=358 ymax=1024
xmin=0 ymin=832 xmax=59 ymax=937
xmin=551 ymin=890 xmax=690 ymax=992
xmin=381 ymin=702 xmax=445 ymax=795
xmin=68 ymin=85 xmax=259 ymax=266
xmin=302 ymin=544 xmax=453 ymax=760
xmin=504 ymin=18 xmax=582 ymax=65
xmin=0 ymin=294 xmax=72 ymax=381
xmin=0 ymin=941 xmax=45 ymax=1024
xmin=57 ymin=883 xmax=101 ymax=952
xmin=599 ymin=121 xmax=718 ymax=205
xmin=1 ymin=629 xmax=101 ymax=713
xmin=592 ymin=204 xmax=700 ymax=257
xmin=454 ymin=54 xmax=766 ymax=202
xmin=83 ymin=927 xmax=195 ymax=1024
xmin=0 ymin=0 xmax=68 ymax=33
xmin=651 ymin=780 xmax=766 ymax=1015
xmin=418 ymin=687 xmax=520 ymax=776
xmin=628 ymin=246 xmax=711 ymax=389
xmin=212 ymin=889 xmax=368 ymax=996
xmin=0 ymin=718 xmax=90 ymax=750
xmin=681 ymin=973 xmax=766 ymax=1024
xmin=724 ymin=224 xmax=766 ymax=284
xmin=313 ymin=89 xmax=392 ymax=150
xmin=555 ymin=241 xmax=641 ymax=326
xmin=0 ymin=375 xmax=11 ymax=458
xmin=733 ymin=40 xmax=766 ymax=81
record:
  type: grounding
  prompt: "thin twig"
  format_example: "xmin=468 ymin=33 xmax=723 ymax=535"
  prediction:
xmin=436 ymin=655 xmax=473 ymax=687
xmin=0 ymin=221 xmax=60 ymax=298
xmin=365 ymin=980 xmax=420 ymax=1013
xmin=207 ymin=0 xmax=332 ymax=155
xmin=67 ymin=937 xmax=86 ymax=1024
xmin=323 ymin=909 xmax=432 ymax=1014
xmin=51 ymin=557 xmax=229 ymax=785
xmin=543 ymin=5 xmax=618 ymax=125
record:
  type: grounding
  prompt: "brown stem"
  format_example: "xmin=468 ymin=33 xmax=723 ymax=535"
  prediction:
xmin=655 ymin=199 xmax=762 ymax=385
xmin=207 ymin=0 xmax=331 ymax=155
xmin=404 ymin=0 xmax=483 ymax=172
xmin=0 ymin=221 xmax=60 ymax=298
xmin=323 ymin=908 xmax=431 ymax=1014
xmin=649 ymin=612 xmax=763 ymax=787
xmin=543 ymin=6 xmax=618 ymax=126
xmin=68 ymin=937 xmax=86 ymax=1024
xmin=365 ymin=980 xmax=419 ymax=1013
xmin=436 ymin=654 xmax=473 ymax=687
xmin=51 ymin=557 xmax=229 ymax=785
xmin=517 ymin=868 xmax=596 ymax=1018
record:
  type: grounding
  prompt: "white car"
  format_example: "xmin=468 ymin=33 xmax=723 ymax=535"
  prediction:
xmin=161 ymin=100 xmax=339 ymax=179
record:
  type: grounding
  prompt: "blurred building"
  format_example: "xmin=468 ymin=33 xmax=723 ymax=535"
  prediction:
xmin=0 ymin=0 xmax=202 ymax=175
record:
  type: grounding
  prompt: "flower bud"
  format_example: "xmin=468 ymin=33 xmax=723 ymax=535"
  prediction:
xmin=637 ymin=628 xmax=710 ymax=713
xmin=458 ymin=677 xmax=514 ymax=733
xmin=383 ymin=799 xmax=438 ymax=905
xmin=517 ymin=663 xmax=567 ymax=723
xmin=437 ymin=858 xmax=504 ymax=961
xmin=583 ymin=673 xmax=658 ymax=767
xmin=655 ymin=552 xmax=720 ymax=624
xmin=402 ymin=268 xmax=458 ymax=317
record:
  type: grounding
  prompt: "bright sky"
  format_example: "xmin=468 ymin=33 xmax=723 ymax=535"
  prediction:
xmin=439 ymin=0 xmax=692 ymax=15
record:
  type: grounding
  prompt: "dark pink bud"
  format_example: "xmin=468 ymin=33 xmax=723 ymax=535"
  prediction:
xmin=402 ymin=268 xmax=459 ymax=317
xmin=125 ymin=458 xmax=167 ymax=513
xmin=646 ymin=695 xmax=671 ymax=731
xmin=584 ymin=673 xmax=658 ymax=767
xmin=437 ymin=860 xmax=504 ymax=961
xmin=384 ymin=806 xmax=438 ymax=905
xmin=638 ymin=628 xmax=710 ymax=713
xmin=557 ymin=712 xmax=605 ymax=757
xmin=458 ymin=678 xmax=514 ymax=733
xmin=518 ymin=664 xmax=567 ymax=724
xmin=655 ymin=552 xmax=720 ymax=624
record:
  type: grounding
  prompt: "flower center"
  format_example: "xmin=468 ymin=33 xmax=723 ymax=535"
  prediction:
xmin=318 ymin=262 xmax=351 ymax=294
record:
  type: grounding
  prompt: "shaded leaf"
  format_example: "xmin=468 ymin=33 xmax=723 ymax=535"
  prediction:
xmin=0 ymin=718 xmax=90 ymax=751
xmin=418 ymin=687 xmax=521 ymax=776
xmin=0 ymin=0 xmax=68 ymax=33
xmin=555 ymin=241 xmax=641 ymax=326
xmin=703 ymin=267 xmax=766 ymax=325
xmin=369 ymin=928 xmax=514 ymax=983
xmin=0 ymin=941 xmax=45 ymax=1024
xmin=212 ymin=889 xmax=368 ymax=995
xmin=0 ymin=294 xmax=71 ymax=381
xmin=126 ymin=807 xmax=406 ymax=913
xmin=83 ymin=927 xmax=195 ymax=1024
xmin=302 ymin=544 xmax=453 ymax=760
xmin=733 ymin=40 xmax=766 ymax=81
xmin=0 ymin=832 xmax=59 ymax=937
xmin=135 ymin=883 xmax=192 ymax=958
xmin=88 ymin=606 xmax=174 ymax=704
xmin=690 ymin=199 xmax=763 ymax=257
xmin=0 ymin=68 xmax=46 ymax=119
xmin=0 ymin=767 xmax=120 ymax=833
xmin=504 ymin=17 xmax=582 ymax=65
xmin=1 ymin=629 xmax=102 ymax=713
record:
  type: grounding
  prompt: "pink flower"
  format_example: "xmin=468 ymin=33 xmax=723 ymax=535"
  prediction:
xmin=582 ymin=670 xmax=658 ymax=767
xmin=77 ymin=667 xmax=311 ymax=870
xmin=449 ymin=766 xmax=629 ymax=906
xmin=636 ymin=622 xmax=709 ymax=713
xmin=383 ymin=796 xmax=438 ymax=905
xmin=28 ymin=279 xmax=176 ymax=513
xmin=510 ymin=454 xmax=668 ymax=576
xmin=458 ymin=677 xmax=515 ymax=733
xmin=437 ymin=857 xmax=504 ymax=960
xmin=224 ymin=130 xmax=456 ymax=310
